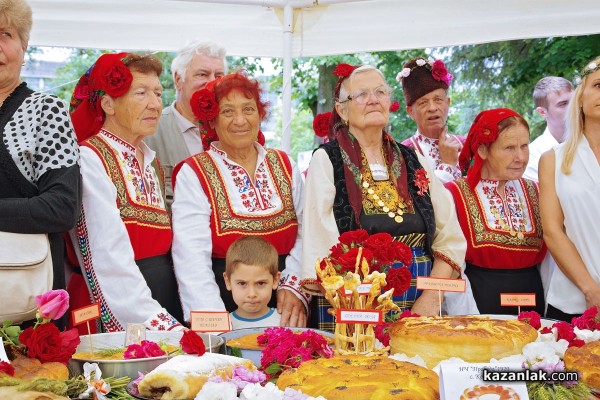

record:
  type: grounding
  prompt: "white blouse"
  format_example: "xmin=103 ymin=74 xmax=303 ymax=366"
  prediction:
xmin=171 ymin=143 xmax=306 ymax=320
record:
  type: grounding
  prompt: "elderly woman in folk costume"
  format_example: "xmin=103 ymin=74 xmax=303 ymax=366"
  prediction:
xmin=539 ymin=57 xmax=600 ymax=322
xmin=445 ymin=108 xmax=546 ymax=315
xmin=302 ymin=64 xmax=467 ymax=331
xmin=171 ymin=72 xmax=309 ymax=327
xmin=0 ymin=0 xmax=80 ymax=328
xmin=67 ymin=53 xmax=184 ymax=332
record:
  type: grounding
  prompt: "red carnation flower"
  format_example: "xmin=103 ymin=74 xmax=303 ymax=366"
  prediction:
xmin=518 ymin=311 xmax=541 ymax=330
xmin=338 ymin=229 xmax=369 ymax=247
xmin=388 ymin=241 xmax=413 ymax=267
xmin=191 ymin=89 xmax=219 ymax=122
xmin=0 ymin=361 xmax=14 ymax=376
xmin=389 ymin=101 xmax=400 ymax=113
xmin=312 ymin=112 xmax=331 ymax=137
xmin=383 ymin=266 xmax=412 ymax=296
xmin=332 ymin=63 xmax=359 ymax=78
xmin=336 ymin=247 xmax=373 ymax=274
xmin=374 ymin=322 xmax=392 ymax=347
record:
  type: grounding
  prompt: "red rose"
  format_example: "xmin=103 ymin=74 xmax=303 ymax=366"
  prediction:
xmin=338 ymin=229 xmax=369 ymax=247
xmin=100 ymin=63 xmax=133 ymax=98
xmin=73 ymin=75 xmax=90 ymax=100
xmin=180 ymin=330 xmax=206 ymax=356
xmin=336 ymin=247 xmax=373 ymax=274
xmin=191 ymin=89 xmax=219 ymax=122
xmin=383 ymin=267 xmax=412 ymax=296
xmin=312 ymin=112 xmax=331 ymax=137
xmin=0 ymin=361 xmax=14 ymax=376
xmin=332 ymin=63 xmax=359 ymax=77
xmin=19 ymin=324 xmax=80 ymax=365
xmin=389 ymin=101 xmax=400 ymax=113
xmin=431 ymin=60 xmax=453 ymax=85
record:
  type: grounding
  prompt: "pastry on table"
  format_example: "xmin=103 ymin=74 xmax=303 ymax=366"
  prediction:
xmin=0 ymin=387 xmax=68 ymax=400
xmin=137 ymin=353 xmax=254 ymax=400
xmin=10 ymin=355 xmax=69 ymax=381
xmin=564 ymin=339 xmax=600 ymax=390
xmin=389 ymin=315 xmax=538 ymax=368
xmin=276 ymin=354 xmax=439 ymax=399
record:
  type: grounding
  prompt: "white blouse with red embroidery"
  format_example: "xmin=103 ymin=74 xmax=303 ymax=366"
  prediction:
xmin=70 ymin=129 xmax=182 ymax=332
xmin=476 ymin=179 xmax=534 ymax=234
xmin=171 ymin=143 xmax=307 ymax=320
xmin=406 ymin=131 xmax=462 ymax=183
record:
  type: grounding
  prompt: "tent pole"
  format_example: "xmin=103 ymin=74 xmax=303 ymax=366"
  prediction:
xmin=281 ymin=2 xmax=293 ymax=154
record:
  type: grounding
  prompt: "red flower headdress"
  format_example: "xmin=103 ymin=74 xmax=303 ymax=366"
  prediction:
xmin=70 ymin=52 xmax=133 ymax=143
xmin=458 ymin=108 xmax=521 ymax=189
xmin=312 ymin=112 xmax=332 ymax=138
xmin=190 ymin=74 xmax=266 ymax=151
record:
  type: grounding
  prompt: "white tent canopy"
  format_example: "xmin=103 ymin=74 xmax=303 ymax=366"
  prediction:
xmin=28 ymin=0 xmax=600 ymax=151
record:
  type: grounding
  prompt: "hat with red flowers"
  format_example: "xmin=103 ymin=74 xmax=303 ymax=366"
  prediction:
xmin=397 ymin=57 xmax=453 ymax=106
xmin=459 ymin=108 xmax=523 ymax=189
xmin=70 ymin=52 xmax=133 ymax=143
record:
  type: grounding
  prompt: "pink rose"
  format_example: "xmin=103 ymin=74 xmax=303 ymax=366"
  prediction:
xmin=35 ymin=289 xmax=69 ymax=320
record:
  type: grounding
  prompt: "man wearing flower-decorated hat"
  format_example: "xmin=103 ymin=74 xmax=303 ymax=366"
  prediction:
xmin=145 ymin=41 xmax=227 ymax=208
xmin=397 ymin=57 xmax=465 ymax=184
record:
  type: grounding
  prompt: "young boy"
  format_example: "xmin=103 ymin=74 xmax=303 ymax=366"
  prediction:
xmin=224 ymin=236 xmax=281 ymax=329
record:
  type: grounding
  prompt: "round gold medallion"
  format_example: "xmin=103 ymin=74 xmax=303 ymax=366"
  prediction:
xmin=395 ymin=215 xmax=403 ymax=223
xmin=388 ymin=212 xmax=395 ymax=218
xmin=372 ymin=194 xmax=379 ymax=200
xmin=383 ymin=206 xmax=390 ymax=213
xmin=378 ymin=200 xmax=385 ymax=207
xmin=367 ymin=188 xmax=374 ymax=195
xmin=362 ymin=181 xmax=369 ymax=188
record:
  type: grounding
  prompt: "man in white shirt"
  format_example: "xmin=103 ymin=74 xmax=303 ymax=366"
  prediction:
xmin=524 ymin=77 xmax=573 ymax=309
xmin=397 ymin=57 xmax=464 ymax=184
xmin=523 ymin=76 xmax=573 ymax=182
xmin=145 ymin=41 xmax=227 ymax=206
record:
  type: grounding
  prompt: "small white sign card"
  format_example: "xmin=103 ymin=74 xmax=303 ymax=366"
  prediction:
xmin=0 ymin=338 xmax=9 ymax=363
xmin=439 ymin=361 xmax=529 ymax=400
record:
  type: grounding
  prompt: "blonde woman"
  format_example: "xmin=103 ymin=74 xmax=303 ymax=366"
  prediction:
xmin=539 ymin=56 xmax=600 ymax=321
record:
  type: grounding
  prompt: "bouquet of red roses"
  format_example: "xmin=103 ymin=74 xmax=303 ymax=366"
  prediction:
xmin=315 ymin=229 xmax=413 ymax=355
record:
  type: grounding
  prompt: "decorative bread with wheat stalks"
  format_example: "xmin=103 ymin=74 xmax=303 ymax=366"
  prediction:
xmin=564 ymin=339 xmax=600 ymax=390
xmin=0 ymin=387 xmax=68 ymax=400
xmin=389 ymin=316 xmax=537 ymax=368
xmin=276 ymin=354 xmax=439 ymax=399
xmin=137 ymin=353 xmax=254 ymax=400
xmin=10 ymin=355 xmax=69 ymax=381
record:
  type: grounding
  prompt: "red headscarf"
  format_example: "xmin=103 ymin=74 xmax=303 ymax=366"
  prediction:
xmin=459 ymin=108 xmax=522 ymax=189
xmin=70 ymin=53 xmax=133 ymax=143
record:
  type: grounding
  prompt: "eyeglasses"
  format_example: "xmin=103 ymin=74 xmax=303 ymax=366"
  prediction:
xmin=338 ymin=86 xmax=392 ymax=105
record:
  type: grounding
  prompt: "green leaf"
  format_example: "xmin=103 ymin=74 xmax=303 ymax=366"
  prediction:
xmin=5 ymin=326 xmax=22 ymax=337
xmin=264 ymin=363 xmax=282 ymax=375
xmin=229 ymin=346 xmax=243 ymax=358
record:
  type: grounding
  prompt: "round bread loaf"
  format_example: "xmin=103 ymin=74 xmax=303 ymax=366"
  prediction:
xmin=564 ymin=340 xmax=600 ymax=391
xmin=389 ymin=316 xmax=537 ymax=368
xmin=276 ymin=354 xmax=439 ymax=400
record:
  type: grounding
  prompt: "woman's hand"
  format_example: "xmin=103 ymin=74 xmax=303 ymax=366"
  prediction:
xmin=277 ymin=290 xmax=307 ymax=327
xmin=410 ymin=290 xmax=442 ymax=316
xmin=584 ymin=284 xmax=600 ymax=310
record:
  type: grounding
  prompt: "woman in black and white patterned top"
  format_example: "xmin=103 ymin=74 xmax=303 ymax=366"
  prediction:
xmin=0 ymin=0 xmax=81 ymax=320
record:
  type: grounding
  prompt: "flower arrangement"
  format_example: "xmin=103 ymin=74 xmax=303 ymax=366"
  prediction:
xmin=0 ymin=289 xmax=80 ymax=366
xmin=396 ymin=58 xmax=454 ymax=86
xmin=314 ymin=229 xmax=413 ymax=355
xmin=257 ymin=327 xmax=333 ymax=380
xmin=513 ymin=308 xmax=600 ymax=399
